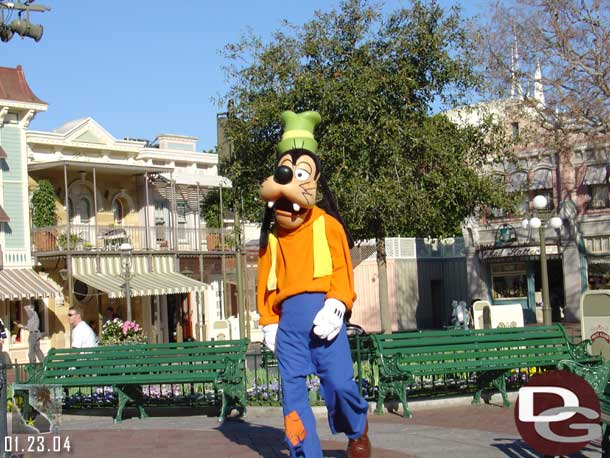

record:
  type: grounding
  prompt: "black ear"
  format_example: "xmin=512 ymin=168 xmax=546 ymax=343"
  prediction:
xmin=317 ymin=176 xmax=354 ymax=249
xmin=259 ymin=205 xmax=274 ymax=249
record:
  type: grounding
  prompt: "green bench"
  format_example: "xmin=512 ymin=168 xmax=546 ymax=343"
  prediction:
xmin=19 ymin=339 xmax=249 ymax=422
xmin=370 ymin=324 xmax=600 ymax=418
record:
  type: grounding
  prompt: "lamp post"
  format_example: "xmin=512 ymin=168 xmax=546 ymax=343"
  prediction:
xmin=521 ymin=195 xmax=563 ymax=325
xmin=119 ymin=242 xmax=133 ymax=321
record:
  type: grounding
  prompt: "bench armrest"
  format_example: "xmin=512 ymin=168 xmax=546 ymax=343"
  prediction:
xmin=218 ymin=356 xmax=245 ymax=385
xmin=377 ymin=354 xmax=415 ymax=380
xmin=21 ymin=363 xmax=40 ymax=384
xmin=558 ymin=359 xmax=610 ymax=395
xmin=569 ymin=339 xmax=597 ymax=361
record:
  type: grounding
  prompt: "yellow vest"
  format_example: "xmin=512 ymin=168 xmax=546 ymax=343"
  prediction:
xmin=266 ymin=215 xmax=333 ymax=291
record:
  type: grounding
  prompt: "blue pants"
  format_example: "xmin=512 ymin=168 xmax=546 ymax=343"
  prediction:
xmin=276 ymin=293 xmax=368 ymax=458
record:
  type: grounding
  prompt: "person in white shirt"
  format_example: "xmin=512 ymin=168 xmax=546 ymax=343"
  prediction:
xmin=68 ymin=306 xmax=98 ymax=348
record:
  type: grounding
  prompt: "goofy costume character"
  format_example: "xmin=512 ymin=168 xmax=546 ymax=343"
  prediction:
xmin=257 ymin=111 xmax=371 ymax=458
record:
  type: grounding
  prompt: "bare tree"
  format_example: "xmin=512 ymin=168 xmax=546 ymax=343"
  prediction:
xmin=478 ymin=0 xmax=610 ymax=139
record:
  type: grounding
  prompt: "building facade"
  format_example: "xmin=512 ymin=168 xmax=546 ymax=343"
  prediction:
xmin=0 ymin=66 xmax=62 ymax=363
xmin=0 ymin=65 xmax=261 ymax=362
xmin=450 ymin=93 xmax=610 ymax=324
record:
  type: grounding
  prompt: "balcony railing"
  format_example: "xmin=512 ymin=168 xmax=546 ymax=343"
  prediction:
xmin=31 ymin=225 xmax=236 ymax=254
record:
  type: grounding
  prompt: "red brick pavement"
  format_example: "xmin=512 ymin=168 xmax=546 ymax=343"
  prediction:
xmin=370 ymin=404 xmax=519 ymax=435
xmin=14 ymin=430 xmax=413 ymax=458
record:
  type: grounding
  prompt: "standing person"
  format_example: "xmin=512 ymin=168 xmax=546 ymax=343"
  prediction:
xmin=0 ymin=316 xmax=7 ymax=352
xmin=68 ymin=306 xmax=98 ymax=348
xmin=102 ymin=306 xmax=118 ymax=324
xmin=257 ymin=111 xmax=371 ymax=458
xmin=15 ymin=304 xmax=44 ymax=363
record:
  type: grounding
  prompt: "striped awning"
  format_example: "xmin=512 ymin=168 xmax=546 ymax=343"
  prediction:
xmin=583 ymin=165 xmax=607 ymax=185
xmin=0 ymin=269 xmax=60 ymax=300
xmin=530 ymin=169 xmax=552 ymax=190
xmin=71 ymin=255 xmax=205 ymax=299
xmin=507 ymin=172 xmax=528 ymax=192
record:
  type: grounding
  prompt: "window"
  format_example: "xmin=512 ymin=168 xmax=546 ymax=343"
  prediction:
xmin=515 ymin=192 xmax=529 ymax=216
xmin=511 ymin=122 xmax=520 ymax=140
xmin=154 ymin=200 xmax=169 ymax=246
xmin=67 ymin=198 xmax=74 ymax=221
xmin=77 ymin=197 xmax=91 ymax=224
xmin=154 ymin=201 xmax=168 ymax=225
xmin=589 ymin=185 xmax=609 ymax=209
xmin=176 ymin=201 xmax=187 ymax=225
xmin=489 ymin=175 xmax=506 ymax=218
xmin=74 ymin=280 xmax=93 ymax=303
xmin=491 ymin=263 xmax=527 ymax=299
xmin=112 ymin=199 xmax=124 ymax=225
xmin=176 ymin=201 xmax=188 ymax=242
xmin=4 ymin=113 xmax=18 ymax=124
xmin=530 ymin=169 xmax=554 ymax=211
xmin=534 ymin=189 xmax=554 ymax=211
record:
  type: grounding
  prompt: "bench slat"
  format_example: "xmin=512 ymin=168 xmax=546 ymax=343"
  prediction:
xmin=374 ymin=331 xmax=565 ymax=349
xmin=44 ymin=360 xmax=232 ymax=377
xmin=45 ymin=353 xmax=239 ymax=369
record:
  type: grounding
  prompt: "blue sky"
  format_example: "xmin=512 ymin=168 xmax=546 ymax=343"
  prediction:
xmin=2 ymin=0 xmax=483 ymax=151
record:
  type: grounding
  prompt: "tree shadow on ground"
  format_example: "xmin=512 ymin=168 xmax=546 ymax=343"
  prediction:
xmin=217 ymin=418 xmax=347 ymax=458
xmin=491 ymin=437 xmax=601 ymax=458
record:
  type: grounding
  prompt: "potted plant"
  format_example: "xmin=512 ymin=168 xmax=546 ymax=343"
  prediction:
xmin=31 ymin=180 xmax=58 ymax=251
xmin=57 ymin=232 xmax=83 ymax=250
xmin=99 ymin=319 xmax=147 ymax=346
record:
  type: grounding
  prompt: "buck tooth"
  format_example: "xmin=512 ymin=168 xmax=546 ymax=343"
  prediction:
xmin=293 ymin=203 xmax=301 ymax=212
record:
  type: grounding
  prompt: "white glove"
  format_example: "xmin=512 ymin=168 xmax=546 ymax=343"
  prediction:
xmin=262 ymin=324 xmax=278 ymax=352
xmin=313 ymin=298 xmax=346 ymax=341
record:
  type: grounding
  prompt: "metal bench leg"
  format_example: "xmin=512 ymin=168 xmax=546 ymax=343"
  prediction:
xmin=114 ymin=385 xmax=148 ymax=423
xmin=491 ymin=373 xmax=511 ymax=408
xmin=397 ymin=383 xmax=412 ymax=418
xmin=375 ymin=385 xmax=386 ymax=415
xmin=472 ymin=370 xmax=509 ymax=406
xmin=114 ymin=388 xmax=128 ymax=423
xmin=218 ymin=382 xmax=247 ymax=422
xmin=218 ymin=390 xmax=229 ymax=422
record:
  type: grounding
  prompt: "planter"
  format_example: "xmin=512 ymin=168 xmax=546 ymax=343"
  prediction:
xmin=206 ymin=234 xmax=219 ymax=251
xmin=33 ymin=231 xmax=56 ymax=252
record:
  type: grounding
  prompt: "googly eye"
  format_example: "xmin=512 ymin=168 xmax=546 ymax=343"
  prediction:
xmin=294 ymin=168 xmax=310 ymax=181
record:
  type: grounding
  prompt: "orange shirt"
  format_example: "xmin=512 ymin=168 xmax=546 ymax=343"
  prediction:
xmin=257 ymin=206 xmax=356 ymax=326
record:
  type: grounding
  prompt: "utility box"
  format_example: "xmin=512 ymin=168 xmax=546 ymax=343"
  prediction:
xmin=580 ymin=290 xmax=610 ymax=361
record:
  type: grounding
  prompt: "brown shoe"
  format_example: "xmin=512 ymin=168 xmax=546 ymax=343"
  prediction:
xmin=347 ymin=421 xmax=371 ymax=458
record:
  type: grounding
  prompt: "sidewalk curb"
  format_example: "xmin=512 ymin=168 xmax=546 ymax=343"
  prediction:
xmin=245 ymin=392 xmax=520 ymax=417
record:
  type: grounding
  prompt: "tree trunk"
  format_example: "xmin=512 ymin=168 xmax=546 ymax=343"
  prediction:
xmin=376 ymin=236 xmax=392 ymax=333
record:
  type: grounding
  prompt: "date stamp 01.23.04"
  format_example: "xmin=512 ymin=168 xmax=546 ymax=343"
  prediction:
xmin=5 ymin=435 xmax=72 ymax=454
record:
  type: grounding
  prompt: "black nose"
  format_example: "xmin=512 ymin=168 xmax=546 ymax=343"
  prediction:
xmin=274 ymin=165 xmax=293 ymax=185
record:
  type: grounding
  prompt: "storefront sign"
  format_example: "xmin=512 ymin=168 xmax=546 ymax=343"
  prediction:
xmin=480 ymin=245 xmax=559 ymax=260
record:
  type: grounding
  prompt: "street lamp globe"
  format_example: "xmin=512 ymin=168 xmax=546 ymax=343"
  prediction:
xmin=529 ymin=217 xmax=542 ymax=229
xmin=533 ymin=195 xmax=548 ymax=210
xmin=521 ymin=218 xmax=529 ymax=229
xmin=549 ymin=216 xmax=563 ymax=230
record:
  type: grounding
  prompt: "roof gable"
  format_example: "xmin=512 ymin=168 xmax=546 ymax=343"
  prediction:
xmin=55 ymin=117 xmax=117 ymax=146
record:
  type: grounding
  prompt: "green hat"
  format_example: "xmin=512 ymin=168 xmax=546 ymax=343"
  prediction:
xmin=277 ymin=110 xmax=322 ymax=155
